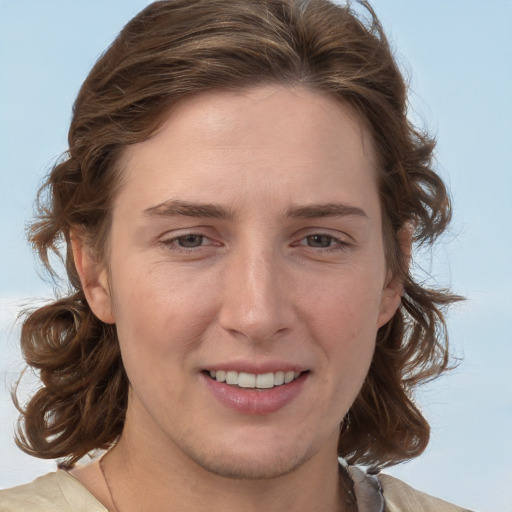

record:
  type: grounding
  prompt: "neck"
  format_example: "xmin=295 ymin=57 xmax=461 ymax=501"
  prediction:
xmin=102 ymin=430 xmax=349 ymax=512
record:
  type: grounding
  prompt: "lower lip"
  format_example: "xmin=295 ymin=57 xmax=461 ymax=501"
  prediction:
xmin=202 ymin=372 xmax=308 ymax=415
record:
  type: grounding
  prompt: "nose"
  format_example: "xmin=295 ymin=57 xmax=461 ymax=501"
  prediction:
xmin=218 ymin=245 xmax=295 ymax=343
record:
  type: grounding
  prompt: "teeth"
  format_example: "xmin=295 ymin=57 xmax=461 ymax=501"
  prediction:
xmin=208 ymin=370 xmax=302 ymax=389
xmin=274 ymin=371 xmax=285 ymax=385
xmin=284 ymin=371 xmax=295 ymax=384
xmin=256 ymin=373 xmax=274 ymax=389
xmin=238 ymin=372 xmax=256 ymax=388
xmin=226 ymin=371 xmax=238 ymax=385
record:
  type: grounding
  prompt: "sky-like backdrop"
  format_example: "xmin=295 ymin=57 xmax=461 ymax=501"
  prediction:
xmin=1 ymin=1 xmax=511 ymax=510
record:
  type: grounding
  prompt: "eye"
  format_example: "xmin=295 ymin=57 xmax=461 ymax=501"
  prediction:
xmin=303 ymin=234 xmax=337 ymax=248
xmin=175 ymin=234 xmax=206 ymax=248
xmin=299 ymin=234 xmax=346 ymax=249
xmin=160 ymin=232 xmax=214 ymax=252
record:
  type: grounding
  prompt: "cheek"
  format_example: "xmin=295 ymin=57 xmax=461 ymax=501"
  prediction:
xmin=304 ymin=269 xmax=384 ymax=337
xmin=299 ymin=269 xmax=383 ymax=382
xmin=296 ymin=281 xmax=380 ymax=428
xmin=109 ymin=262 xmax=217 ymax=368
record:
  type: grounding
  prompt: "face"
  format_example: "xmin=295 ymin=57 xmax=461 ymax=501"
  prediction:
xmin=79 ymin=85 xmax=402 ymax=479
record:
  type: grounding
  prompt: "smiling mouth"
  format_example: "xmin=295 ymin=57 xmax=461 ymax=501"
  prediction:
xmin=206 ymin=370 xmax=305 ymax=389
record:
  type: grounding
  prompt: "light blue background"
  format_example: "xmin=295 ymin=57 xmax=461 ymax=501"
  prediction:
xmin=1 ymin=1 xmax=511 ymax=511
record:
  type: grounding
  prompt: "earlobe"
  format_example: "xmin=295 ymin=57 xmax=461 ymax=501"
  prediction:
xmin=377 ymin=276 xmax=403 ymax=328
xmin=377 ymin=224 xmax=413 ymax=328
xmin=70 ymin=228 xmax=115 ymax=324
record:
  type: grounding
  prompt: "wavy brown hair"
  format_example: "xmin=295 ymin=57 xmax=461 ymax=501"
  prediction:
xmin=15 ymin=0 xmax=459 ymax=471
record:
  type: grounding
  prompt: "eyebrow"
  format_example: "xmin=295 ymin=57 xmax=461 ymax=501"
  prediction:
xmin=285 ymin=202 xmax=368 ymax=220
xmin=143 ymin=199 xmax=235 ymax=219
xmin=143 ymin=199 xmax=367 ymax=220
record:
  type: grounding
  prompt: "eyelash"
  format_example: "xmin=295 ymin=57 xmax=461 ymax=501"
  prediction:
xmin=159 ymin=232 xmax=349 ymax=253
xmin=295 ymin=234 xmax=349 ymax=252
xmin=159 ymin=233 xmax=211 ymax=252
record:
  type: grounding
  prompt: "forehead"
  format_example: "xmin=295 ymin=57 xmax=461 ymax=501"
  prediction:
xmin=143 ymin=85 xmax=375 ymax=163
xmin=117 ymin=85 xmax=379 ymax=218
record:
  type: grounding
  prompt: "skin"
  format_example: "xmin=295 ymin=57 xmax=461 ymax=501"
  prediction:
xmin=72 ymin=85 xmax=404 ymax=512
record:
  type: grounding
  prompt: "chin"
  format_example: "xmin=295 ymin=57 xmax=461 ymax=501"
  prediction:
xmin=179 ymin=437 xmax=313 ymax=480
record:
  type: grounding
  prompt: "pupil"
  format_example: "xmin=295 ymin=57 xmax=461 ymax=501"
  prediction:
xmin=308 ymin=235 xmax=331 ymax=247
xmin=179 ymin=235 xmax=203 ymax=247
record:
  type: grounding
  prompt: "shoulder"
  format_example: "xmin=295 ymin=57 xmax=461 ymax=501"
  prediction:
xmin=0 ymin=470 xmax=106 ymax=512
xmin=379 ymin=473 xmax=475 ymax=512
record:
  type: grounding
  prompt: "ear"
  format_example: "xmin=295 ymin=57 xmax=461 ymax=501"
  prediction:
xmin=70 ymin=228 xmax=115 ymax=324
xmin=377 ymin=224 xmax=413 ymax=328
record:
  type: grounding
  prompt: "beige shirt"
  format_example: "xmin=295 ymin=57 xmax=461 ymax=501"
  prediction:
xmin=0 ymin=469 xmax=474 ymax=512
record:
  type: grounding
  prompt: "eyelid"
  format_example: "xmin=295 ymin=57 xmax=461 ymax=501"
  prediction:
xmin=300 ymin=234 xmax=344 ymax=244
xmin=299 ymin=235 xmax=347 ymax=248
xmin=294 ymin=226 xmax=352 ymax=241
xmin=288 ymin=225 xmax=355 ymax=254
xmin=156 ymin=226 xmax=353 ymax=253
xmin=158 ymin=229 xmax=219 ymax=252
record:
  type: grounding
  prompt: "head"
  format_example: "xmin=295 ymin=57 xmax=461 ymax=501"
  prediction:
xmin=17 ymin=0 xmax=456 ymax=472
